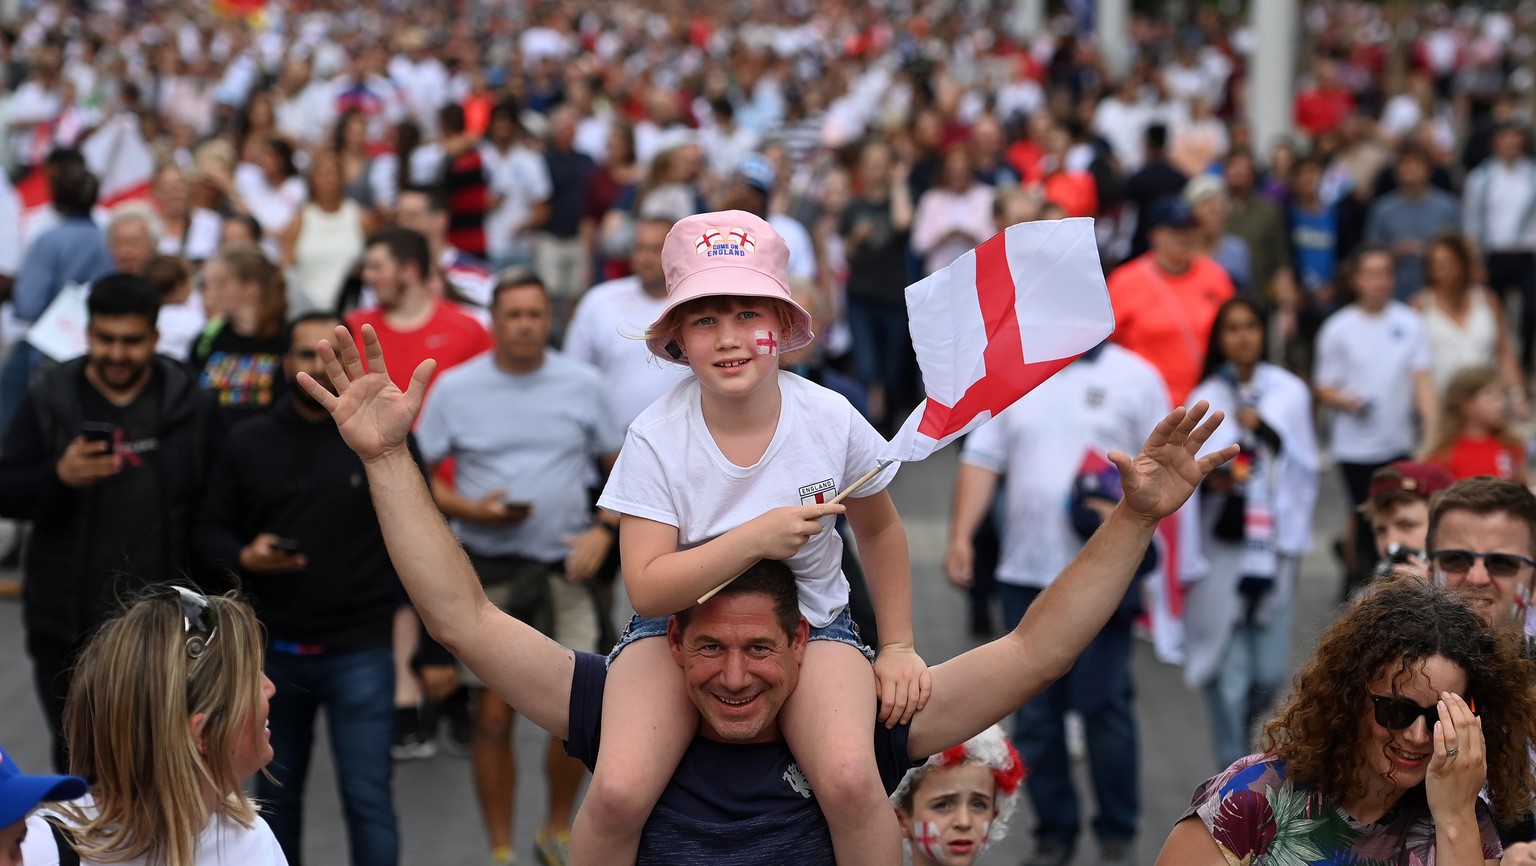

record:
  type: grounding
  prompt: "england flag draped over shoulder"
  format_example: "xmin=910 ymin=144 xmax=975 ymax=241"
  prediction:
xmin=883 ymin=218 xmax=1115 ymax=463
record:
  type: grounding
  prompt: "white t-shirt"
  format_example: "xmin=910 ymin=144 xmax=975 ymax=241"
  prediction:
xmin=21 ymin=795 xmax=288 ymax=865
xmin=233 ymin=163 xmax=307 ymax=256
xmin=767 ymin=213 xmax=817 ymax=283
xmin=961 ymin=345 xmax=1169 ymax=588
xmin=157 ymin=294 xmax=207 ymax=362
xmin=1314 ymin=301 xmax=1432 ymax=463
xmin=479 ymin=142 xmax=552 ymax=263
xmin=158 ymin=208 xmax=222 ymax=262
xmin=562 ymin=275 xmax=694 ymax=429
xmin=598 ymin=372 xmax=898 ymax=626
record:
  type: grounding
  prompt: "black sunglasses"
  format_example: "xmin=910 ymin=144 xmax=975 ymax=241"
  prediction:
xmin=1371 ymin=693 xmax=1479 ymax=730
xmin=1370 ymin=694 xmax=1439 ymax=730
xmin=1430 ymin=549 xmax=1536 ymax=579
xmin=168 ymin=585 xmax=218 ymax=661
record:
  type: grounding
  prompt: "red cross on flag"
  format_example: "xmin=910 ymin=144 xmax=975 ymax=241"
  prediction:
xmin=884 ymin=218 xmax=1114 ymax=463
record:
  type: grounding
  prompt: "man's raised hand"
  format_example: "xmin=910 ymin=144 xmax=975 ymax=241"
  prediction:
xmin=296 ymin=324 xmax=436 ymax=463
xmin=1108 ymin=401 xmax=1238 ymax=525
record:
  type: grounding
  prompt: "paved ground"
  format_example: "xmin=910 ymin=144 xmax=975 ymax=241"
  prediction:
xmin=0 ymin=445 xmax=1351 ymax=865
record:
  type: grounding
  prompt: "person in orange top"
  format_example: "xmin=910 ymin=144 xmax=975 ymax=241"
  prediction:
xmin=1107 ymin=197 xmax=1236 ymax=404
xmin=1423 ymin=366 xmax=1529 ymax=485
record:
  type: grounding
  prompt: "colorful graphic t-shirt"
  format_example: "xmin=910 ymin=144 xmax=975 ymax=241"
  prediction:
xmin=1182 ymin=755 xmax=1502 ymax=865
xmin=188 ymin=320 xmax=287 ymax=426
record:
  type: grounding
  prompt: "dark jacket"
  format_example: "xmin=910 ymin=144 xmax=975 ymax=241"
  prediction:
xmin=194 ymin=395 xmax=417 ymax=650
xmin=0 ymin=355 xmax=224 ymax=641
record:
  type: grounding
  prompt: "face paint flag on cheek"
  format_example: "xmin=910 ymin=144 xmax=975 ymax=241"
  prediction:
xmin=754 ymin=329 xmax=778 ymax=356
xmin=913 ymin=820 xmax=946 ymax=862
xmin=979 ymin=818 xmax=993 ymax=848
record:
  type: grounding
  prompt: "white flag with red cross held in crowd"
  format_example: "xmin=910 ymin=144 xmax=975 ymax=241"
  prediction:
xmin=883 ymin=217 xmax=1115 ymax=463
xmin=701 ymin=218 xmax=1122 ymax=607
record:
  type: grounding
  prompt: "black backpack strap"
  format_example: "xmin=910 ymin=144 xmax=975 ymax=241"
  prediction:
xmin=44 ymin=816 xmax=81 ymax=866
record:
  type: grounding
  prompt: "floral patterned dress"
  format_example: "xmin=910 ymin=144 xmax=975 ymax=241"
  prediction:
xmin=1182 ymin=754 xmax=1502 ymax=865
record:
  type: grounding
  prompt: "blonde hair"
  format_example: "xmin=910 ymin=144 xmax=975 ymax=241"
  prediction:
xmin=210 ymin=244 xmax=287 ymax=338
xmin=1423 ymin=366 xmax=1519 ymax=464
xmin=59 ymin=589 xmax=268 ymax=866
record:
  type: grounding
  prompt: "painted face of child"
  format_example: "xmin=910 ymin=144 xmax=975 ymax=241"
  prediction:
xmin=675 ymin=297 xmax=786 ymax=400
xmin=897 ymin=763 xmax=999 ymax=866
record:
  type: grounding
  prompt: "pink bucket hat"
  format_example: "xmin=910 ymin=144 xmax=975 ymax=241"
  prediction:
xmin=647 ymin=210 xmax=815 ymax=363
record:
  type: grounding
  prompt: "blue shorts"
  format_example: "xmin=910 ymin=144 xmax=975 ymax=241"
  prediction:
xmin=605 ymin=607 xmax=875 ymax=667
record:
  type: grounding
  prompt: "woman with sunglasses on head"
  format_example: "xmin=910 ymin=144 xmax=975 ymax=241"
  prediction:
xmin=19 ymin=586 xmax=286 ymax=866
xmin=1156 ymin=578 xmax=1536 ymax=866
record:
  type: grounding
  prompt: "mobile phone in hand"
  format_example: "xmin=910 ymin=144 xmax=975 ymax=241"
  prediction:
xmin=270 ymin=537 xmax=302 ymax=554
xmin=81 ymin=422 xmax=116 ymax=447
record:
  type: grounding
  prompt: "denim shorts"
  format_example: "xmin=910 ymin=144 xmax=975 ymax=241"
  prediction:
xmin=605 ymin=607 xmax=875 ymax=666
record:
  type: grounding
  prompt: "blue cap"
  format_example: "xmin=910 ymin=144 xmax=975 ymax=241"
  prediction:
xmin=737 ymin=153 xmax=777 ymax=194
xmin=0 ymin=745 xmax=86 ymax=826
xmin=1146 ymin=195 xmax=1198 ymax=231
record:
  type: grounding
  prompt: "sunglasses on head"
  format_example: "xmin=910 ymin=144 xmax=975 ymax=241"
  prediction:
xmin=1430 ymin=549 xmax=1536 ymax=579
xmin=166 ymin=585 xmax=218 ymax=661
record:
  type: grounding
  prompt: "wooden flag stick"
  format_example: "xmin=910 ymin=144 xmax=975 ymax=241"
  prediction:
xmin=695 ymin=460 xmax=896 ymax=605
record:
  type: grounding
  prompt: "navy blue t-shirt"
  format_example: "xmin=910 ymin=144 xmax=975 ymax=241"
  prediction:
xmin=564 ymin=651 xmax=920 ymax=865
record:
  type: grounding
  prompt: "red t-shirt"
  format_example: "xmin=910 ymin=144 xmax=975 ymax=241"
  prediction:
xmin=345 ymin=300 xmax=492 ymax=393
xmin=1294 ymin=86 xmax=1355 ymax=138
xmin=1107 ymin=254 xmax=1236 ymax=405
xmin=1435 ymin=434 xmax=1525 ymax=481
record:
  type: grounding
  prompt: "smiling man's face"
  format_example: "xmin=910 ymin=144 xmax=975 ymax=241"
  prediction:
xmin=668 ymin=593 xmax=808 ymax=743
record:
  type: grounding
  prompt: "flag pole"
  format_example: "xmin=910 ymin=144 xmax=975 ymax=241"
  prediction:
xmin=695 ymin=460 xmax=895 ymax=605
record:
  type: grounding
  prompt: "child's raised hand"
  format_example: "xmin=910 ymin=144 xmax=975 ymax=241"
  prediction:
xmin=874 ymin=644 xmax=932 ymax=729
xmin=748 ymin=503 xmax=846 ymax=560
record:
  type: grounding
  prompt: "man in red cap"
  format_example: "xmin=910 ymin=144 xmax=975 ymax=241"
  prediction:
xmin=1361 ymin=460 xmax=1456 ymax=582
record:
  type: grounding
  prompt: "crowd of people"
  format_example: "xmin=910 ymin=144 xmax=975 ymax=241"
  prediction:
xmin=4 ymin=0 xmax=1536 ymax=864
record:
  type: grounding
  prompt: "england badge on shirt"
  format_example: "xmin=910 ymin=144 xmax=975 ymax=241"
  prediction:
xmin=799 ymin=478 xmax=836 ymax=505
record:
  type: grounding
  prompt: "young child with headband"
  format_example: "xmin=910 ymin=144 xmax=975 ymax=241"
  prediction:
xmin=573 ymin=210 xmax=930 ymax=866
xmin=890 ymin=725 xmax=1026 ymax=866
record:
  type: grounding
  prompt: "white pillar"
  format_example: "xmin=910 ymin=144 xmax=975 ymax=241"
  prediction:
xmin=1096 ymin=0 xmax=1132 ymax=81
xmin=1248 ymin=0 xmax=1298 ymax=154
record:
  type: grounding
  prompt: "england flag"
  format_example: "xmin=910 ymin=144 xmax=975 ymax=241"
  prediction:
xmin=884 ymin=218 xmax=1115 ymax=463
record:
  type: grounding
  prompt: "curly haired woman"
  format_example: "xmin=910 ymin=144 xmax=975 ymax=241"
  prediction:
xmin=1155 ymin=578 xmax=1536 ymax=865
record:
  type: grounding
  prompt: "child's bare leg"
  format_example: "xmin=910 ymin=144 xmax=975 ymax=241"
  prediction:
xmin=567 ymin=637 xmax=697 ymax=866
xmin=780 ymin=640 xmax=902 ymax=866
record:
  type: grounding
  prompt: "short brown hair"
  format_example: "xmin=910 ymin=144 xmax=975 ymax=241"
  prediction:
xmin=142 ymin=254 xmax=191 ymax=300
xmin=1427 ymin=476 xmax=1536 ymax=556
xmin=673 ymin=559 xmax=801 ymax=640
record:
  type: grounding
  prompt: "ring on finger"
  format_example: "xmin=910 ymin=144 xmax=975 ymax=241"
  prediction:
xmin=1446 ymin=747 xmax=1460 ymax=758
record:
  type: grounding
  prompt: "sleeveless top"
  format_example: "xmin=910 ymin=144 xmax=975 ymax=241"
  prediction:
xmin=1422 ymin=289 xmax=1499 ymax=391
xmin=292 ymin=200 xmax=365 ymax=314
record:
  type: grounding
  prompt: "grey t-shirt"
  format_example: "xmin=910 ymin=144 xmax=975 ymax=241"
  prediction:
xmin=415 ymin=351 xmax=623 ymax=561
xmin=1364 ymin=189 xmax=1462 ymax=297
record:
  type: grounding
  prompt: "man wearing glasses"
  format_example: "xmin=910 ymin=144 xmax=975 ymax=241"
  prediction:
xmin=1426 ymin=477 xmax=1536 ymax=637
xmin=1424 ymin=475 xmax=1536 ymax=854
